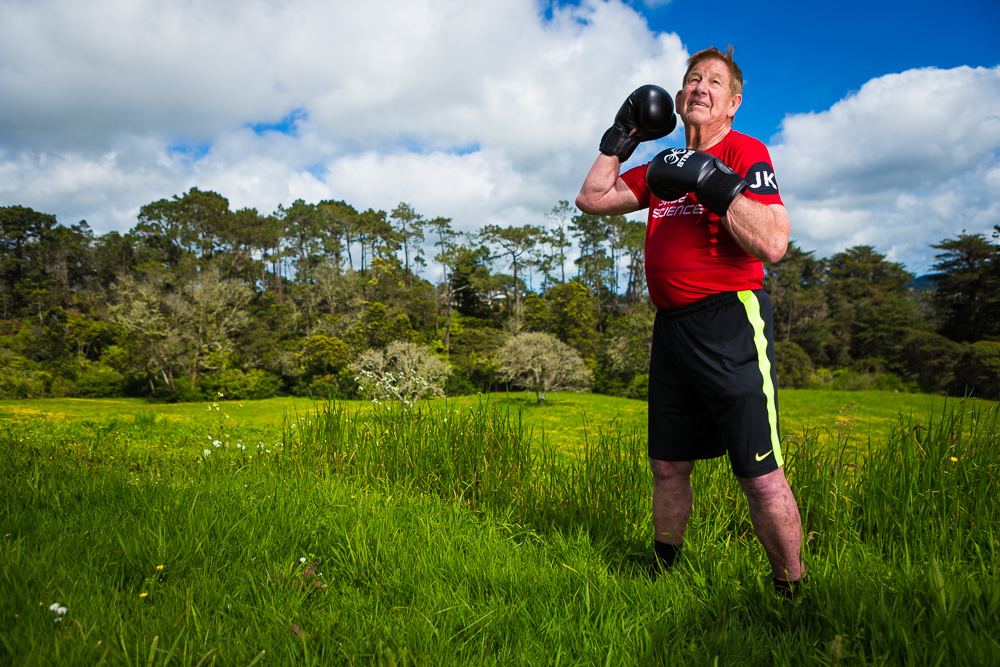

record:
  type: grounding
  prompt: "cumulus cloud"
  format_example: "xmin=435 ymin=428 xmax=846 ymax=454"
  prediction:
xmin=0 ymin=0 xmax=687 ymax=238
xmin=771 ymin=65 xmax=1000 ymax=274
xmin=2 ymin=0 xmax=997 ymax=278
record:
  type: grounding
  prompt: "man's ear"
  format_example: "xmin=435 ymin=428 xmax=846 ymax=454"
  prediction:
xmin=728 ymin=93 xmax=743 ymax=121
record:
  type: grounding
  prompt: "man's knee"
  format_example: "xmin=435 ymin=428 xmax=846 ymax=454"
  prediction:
xmin=737 ymin=467 xmax=791 ymax=504
xmin=650 ymin=459 xmax=695 ymax=485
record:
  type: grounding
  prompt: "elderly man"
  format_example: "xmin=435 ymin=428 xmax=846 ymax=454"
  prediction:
xmin=576 ymin=46 xmax=804 ymax=594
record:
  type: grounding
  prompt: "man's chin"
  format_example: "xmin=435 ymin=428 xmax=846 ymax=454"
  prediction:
xmin=683 ymin=109 xmax=709 ymax=124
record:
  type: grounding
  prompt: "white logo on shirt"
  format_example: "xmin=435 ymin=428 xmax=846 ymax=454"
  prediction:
xmin=749 ymin=171 xmax=777 ymax=189
xmin=652 ymin=199 xmax=706 ymax=218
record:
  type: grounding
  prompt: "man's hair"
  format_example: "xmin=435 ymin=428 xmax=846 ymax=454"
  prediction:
xmin=685 ymin=45 xmax=743 ymax=97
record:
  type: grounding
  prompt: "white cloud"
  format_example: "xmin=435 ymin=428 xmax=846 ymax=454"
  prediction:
xmin=3 ymin=0 xmax=997 ymax=279
xmin=0 ymin=137 xmax=191 ymax=228
xmin=771 ymin=65 xmax=1000 ymax=274
xmin=0 ymin=0 xmax=686 ymax=242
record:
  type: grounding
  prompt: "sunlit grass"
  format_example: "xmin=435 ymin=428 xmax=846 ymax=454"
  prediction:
xmin=3 ymin=389 xmax=993 ymax=459
xmin=2 ymin=392 xmax=999 ymax=664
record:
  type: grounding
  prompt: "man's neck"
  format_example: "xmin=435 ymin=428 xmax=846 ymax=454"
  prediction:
xmin=685 ymin=123 xmax=732 ymax=151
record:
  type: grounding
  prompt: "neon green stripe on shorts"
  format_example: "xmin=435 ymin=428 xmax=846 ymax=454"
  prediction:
xmin=737 ymin=290 xmax=783 ymax=467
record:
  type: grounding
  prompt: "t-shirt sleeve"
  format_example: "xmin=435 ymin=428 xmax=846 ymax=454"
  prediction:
xmin=730 ymin=138 xmax=783 ymax=206
xmin=620 ymin=164 xmax=651 ymax=209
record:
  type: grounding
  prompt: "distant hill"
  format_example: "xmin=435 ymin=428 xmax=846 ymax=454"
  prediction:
xmin=909 ymin=274 xmax=936 ymax=291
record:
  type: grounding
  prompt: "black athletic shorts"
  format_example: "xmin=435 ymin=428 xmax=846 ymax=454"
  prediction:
xmin=647 ymin=289 xmax=782 ymax=478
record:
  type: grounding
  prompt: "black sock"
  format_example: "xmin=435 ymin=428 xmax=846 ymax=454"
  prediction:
xmin=653 ymin=540 xmax=680 ymax=568
xmin=773 ymin=576 xmax=802 ymax=598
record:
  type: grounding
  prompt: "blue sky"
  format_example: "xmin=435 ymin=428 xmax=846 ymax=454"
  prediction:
xmin=643 ymin=0 xmax=1000 ymax=143
xmin=1 ymin=0 xmax=998 ymax=276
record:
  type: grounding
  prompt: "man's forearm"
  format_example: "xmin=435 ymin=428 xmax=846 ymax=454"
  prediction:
xmin=576 ymin=154 xmax=639 ymax=216
xmin=722 ymin=197 xmax=789 ymax=263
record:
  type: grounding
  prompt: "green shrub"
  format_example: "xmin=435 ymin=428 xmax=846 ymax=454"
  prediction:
xmin=590 ymin=364 xmax=625 ymax=397
xmin=443 ymin=366 xmax=478 ymax=396
xmin=198 ymin=368 xmax=282 ymax=401
xmin=150 ymin=384 xmax=203 ymax=403
xmin=952 ymin=340 xmax=1000 ymax=400
xmin=809 ymin=366 xmax=917 ymax=392
xmin=305 ymin=367 xmax=360 ymax=400
xmin=775 ymin=340 xmax=813 ymax=388
xmin=0 ymin=348 xmax=42 ymax=398
xmin=71 ymin=366 xmax=125 ymax=398
xmin=0 ymin=367 xmax=47 ymax=398
xmin=889 ymin=329 xmax=964 ymax=394
xmin=626 ymin=373 xmax=648 ymax=400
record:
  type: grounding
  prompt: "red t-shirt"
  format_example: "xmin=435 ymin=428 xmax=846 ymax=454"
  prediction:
xmin=621 ymin=129 xmax=783 ymax=309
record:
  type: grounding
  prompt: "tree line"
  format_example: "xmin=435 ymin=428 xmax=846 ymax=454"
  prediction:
xmin=1 ymin=190 xmax=999 ymax=402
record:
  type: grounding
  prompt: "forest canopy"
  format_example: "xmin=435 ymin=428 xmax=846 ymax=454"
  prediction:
xmin=1 ymin=191 xmax=998 ymax=402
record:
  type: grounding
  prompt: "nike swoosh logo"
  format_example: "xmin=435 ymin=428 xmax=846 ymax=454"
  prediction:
xmin=755 ymin=450 xmax=774 ymax=462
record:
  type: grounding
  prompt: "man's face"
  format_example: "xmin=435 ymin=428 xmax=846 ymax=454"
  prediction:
xmin=676 ymin=57 xmax=742 ymax=129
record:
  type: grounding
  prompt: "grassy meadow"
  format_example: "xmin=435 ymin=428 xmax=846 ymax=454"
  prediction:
xmin=0 ymin=388 xmax=968 ymax=456
xmin=2 ymin=390 xmax=999 ymax=665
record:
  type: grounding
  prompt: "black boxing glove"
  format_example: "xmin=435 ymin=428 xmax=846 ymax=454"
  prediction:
xmin=599 ymin=85 xmax=677 ymax=163
xmin=646 ymin=148 xmax=747 ymax=216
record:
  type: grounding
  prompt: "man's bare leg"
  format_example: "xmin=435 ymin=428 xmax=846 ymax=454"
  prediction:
xmin=650 ymin=459 xmax=696 ymax=545
xmin=736 ymin=467 xmax=804 ymax=581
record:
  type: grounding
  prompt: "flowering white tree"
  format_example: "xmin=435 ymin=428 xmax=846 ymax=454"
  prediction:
xmin=497 ymin=332 xmax=591 ymax=405
xmin=351 ymin=341 xmax=451 ymax=408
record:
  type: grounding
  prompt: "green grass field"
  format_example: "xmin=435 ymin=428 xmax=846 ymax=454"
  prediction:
xmin=0 ymin=388 xmax=979 ymax=457
xmin=2 ymin=390 xmax=999 ymax=665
